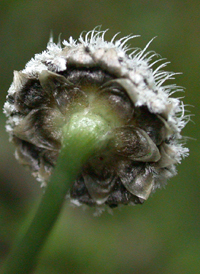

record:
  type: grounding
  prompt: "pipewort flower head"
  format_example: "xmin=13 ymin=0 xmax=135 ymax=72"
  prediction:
xmin=4 ymin=28 xmax=189 ymax=208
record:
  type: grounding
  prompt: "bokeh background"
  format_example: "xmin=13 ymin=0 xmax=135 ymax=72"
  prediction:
xmin=0 ymin=0 xmax=199 ymax=273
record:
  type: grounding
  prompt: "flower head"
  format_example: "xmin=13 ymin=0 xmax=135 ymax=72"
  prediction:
xmin=4 ymin=28 xmax=189 ymax=208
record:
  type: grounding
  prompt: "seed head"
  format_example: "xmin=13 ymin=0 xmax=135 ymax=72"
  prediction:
xmin=4 ymin=28 xmax=189 ymax=208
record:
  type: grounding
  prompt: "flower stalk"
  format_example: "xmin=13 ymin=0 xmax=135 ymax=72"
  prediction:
xmin=3 ymin=111 xmax=111 ymax=274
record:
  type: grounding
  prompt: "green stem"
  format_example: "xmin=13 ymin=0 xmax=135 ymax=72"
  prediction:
xmin=3 ymin=112 xmax=111 ymax=274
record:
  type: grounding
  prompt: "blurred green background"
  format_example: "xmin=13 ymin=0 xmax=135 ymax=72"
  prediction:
xmin=0 ymin=0 xmax=199 ymax=273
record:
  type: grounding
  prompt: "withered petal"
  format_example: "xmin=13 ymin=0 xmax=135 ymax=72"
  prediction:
xmin=107 ymin=78 xmax=139 ymax=105
xmin=124 ymin=169 xmax=154 ymax=199
xmin=156 ymin=143 xmax=177 ymax=168
xmin=134 ymin=106 xmax=170 ymax=145
xmin=111 ymin=126 xmax=161 ymax=162
xmin=70 ymin=176 xmax=96 ymax=207
xmin=39 ymin=70 xmax=76 ymax=114
xmin=118 ymin=162 xmax=154 ymax=199
xmin=98 ymin=79 xmax=134 ymax=122
xmin=82 ymin=156 xmax=117 ymax=204
xmin=83 ymin=173 xmax=116 ymax=204
xmin=13 ymin=71 xmax=29 ymax=92
xmin=14 ymin=138 xmax=41 ymax=172
xmin=13 ymin=108 xmax=63 ymax=150
xmin=106 ymin=179 xmax=145 ymax=207
xmin=15 ymin=78 xmax=50 ymax=114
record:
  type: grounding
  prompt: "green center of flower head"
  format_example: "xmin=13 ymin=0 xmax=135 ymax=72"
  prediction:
xmin=59 ymin=80 xmax=128 ymax=177
xmin=64 ymin=84 xmax=124 ymax=128
xmin=62 ymin=111 xmax=112 ymax=159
